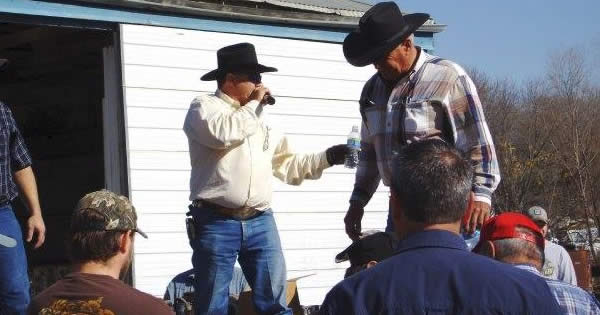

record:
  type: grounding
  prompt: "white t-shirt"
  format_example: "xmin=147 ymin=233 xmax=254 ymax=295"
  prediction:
xmin=543 ymin=240 xmax=578 ymax=285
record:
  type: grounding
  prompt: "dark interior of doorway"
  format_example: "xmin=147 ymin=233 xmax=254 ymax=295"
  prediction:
xmin=0 ymin=22 xmax=112 ymax=293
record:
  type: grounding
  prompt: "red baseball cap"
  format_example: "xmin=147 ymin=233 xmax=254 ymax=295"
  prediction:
xmin=473 ymin=212 xmax=545 ymax=252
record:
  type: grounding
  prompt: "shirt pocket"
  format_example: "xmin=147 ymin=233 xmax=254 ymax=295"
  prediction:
xmin=403 ymin=100 xmax=446 ymax=142
xmin=363 ymin=107 xmax=386 ymax=137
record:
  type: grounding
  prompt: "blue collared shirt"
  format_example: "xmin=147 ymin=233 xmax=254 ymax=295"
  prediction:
xmin=319 ymin=230 xmax=561 ymax=315
xmin=515 ymin=264 xmax=600 ymax=315
xmin=0 ymin=101 xmax=32 ymax=204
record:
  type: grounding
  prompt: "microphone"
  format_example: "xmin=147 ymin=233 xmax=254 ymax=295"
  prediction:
xmin=263 ymin=94 xmax=276 ymax=105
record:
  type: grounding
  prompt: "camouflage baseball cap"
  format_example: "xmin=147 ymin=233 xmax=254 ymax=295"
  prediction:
xmin=71 ymin=190 xmax=147 ymax=238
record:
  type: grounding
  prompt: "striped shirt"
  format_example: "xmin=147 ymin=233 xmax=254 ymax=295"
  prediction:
xmin=351 ymin=48 xmax=500 ymax=206
xmin=515 ymin=264 xmax=600 ymax=315
xmin=0 ymin=101 xmax=32 ymax=204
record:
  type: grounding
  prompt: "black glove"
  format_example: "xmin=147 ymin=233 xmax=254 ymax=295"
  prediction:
xmin=326 ymin=144 xmax=350 ymax=165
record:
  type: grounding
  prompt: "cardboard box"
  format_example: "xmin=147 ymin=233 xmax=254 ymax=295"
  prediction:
xmin=237 ymin=274 xmax=314 ymax=315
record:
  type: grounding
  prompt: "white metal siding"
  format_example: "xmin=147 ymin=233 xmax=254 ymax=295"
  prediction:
xmin=120 ymin=24 xmax=389 ymax=305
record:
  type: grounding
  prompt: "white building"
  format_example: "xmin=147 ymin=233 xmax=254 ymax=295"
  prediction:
xmin=0 ymin=0 xmax=444 ymax=305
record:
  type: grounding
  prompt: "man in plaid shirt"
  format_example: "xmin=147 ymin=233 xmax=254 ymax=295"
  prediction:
xmin=342 ymin=2 xmax=500 ymax=239
xmin=0 ymin=58 xmax=46 ymax=314
xmin=474 ymin=213 xmax=600 ymax=315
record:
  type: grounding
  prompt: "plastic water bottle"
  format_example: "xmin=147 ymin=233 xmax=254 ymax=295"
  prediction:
xmin=344 ymin=125 xmax=361 ymax=169
xmin=463 ymin=230 xmax=481 ymax=251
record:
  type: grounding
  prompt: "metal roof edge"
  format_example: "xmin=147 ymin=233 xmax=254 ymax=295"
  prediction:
xmin=65 ymin=0 xmax=445 ymax=32
xmin=66 ymin=0 xmax=361 ymax=29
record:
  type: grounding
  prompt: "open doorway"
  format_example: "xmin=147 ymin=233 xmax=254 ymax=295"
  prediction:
xmin=0 ymin=21 xmax=124 ymax=293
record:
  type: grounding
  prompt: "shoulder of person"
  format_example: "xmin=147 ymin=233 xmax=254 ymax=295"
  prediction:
xmin=190 ymin=94 xmax=218 ymax=107
xmin=545 ymin=241 xmax=566 ymax=253
xmin=126 ymin=286 xmax=173 ymax=314
xmin=421 ymin=56 xmax=469 ymax=81
xmin=361 ymin=73 xmax=381 ymax=93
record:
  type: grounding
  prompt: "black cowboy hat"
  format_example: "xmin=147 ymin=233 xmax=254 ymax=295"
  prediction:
xmin=201 ymin=43 xmax=277 ymax=81
xmin=343 ymin=2 xmax=429 ymax=67
xmin=0 ymin=59 xmax=8 ymax=71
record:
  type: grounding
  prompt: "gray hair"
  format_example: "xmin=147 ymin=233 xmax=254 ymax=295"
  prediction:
xmin=492 ymin=227 xmax=545 ymax=270
xmin=391 ymin=139 xmax=473 ymax=224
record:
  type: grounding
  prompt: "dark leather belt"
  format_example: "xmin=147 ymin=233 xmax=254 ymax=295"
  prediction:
xmin=192 ymin=199 xmax=261 ymax=220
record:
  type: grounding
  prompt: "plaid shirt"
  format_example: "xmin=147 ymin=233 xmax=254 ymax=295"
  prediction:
xmin=351 ymin=48 xmax=500 ymax=206
xmin=0 ymin=101 xmax=32 ymax=204
xmin=515 ymin=265 xmax=600 ymax=315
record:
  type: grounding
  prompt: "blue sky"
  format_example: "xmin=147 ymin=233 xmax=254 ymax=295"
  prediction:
xmin=358 ymin=1 xmax=600 ymax=83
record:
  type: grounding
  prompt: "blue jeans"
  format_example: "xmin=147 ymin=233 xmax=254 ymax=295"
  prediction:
xmin=189 ymin=206 xmax=291 ymax=315
xmin=0 ymin=205 xmax=30 ymax=315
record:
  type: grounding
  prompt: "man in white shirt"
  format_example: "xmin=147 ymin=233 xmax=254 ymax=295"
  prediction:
xmin=525 ymin=206 xmax=578 ymax=285
xmin=183 ymin=42 xmax=348 ymax=315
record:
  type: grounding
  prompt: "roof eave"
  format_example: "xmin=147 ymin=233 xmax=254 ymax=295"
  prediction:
xmin=68 ymin=0 xmax=446 ymax=32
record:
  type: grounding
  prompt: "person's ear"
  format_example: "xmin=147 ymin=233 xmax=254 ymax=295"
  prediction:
xmin=118 ymin=231 xmax=133 ymax=254
xmin=366 ymin=261 xmax=378 ymax=269
xmin=476 ymin=241 xmax=496 ymax=259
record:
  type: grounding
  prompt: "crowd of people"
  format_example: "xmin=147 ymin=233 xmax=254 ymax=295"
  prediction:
xmin=1 ymin=1 xmax=598 ymax=315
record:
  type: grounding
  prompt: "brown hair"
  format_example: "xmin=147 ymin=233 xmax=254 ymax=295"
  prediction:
xmin=67 ymin=209 xmax=125 ymax=263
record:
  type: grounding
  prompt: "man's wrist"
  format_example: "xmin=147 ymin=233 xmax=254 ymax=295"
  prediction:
xmin=27 ymin=206 xmax=42 ymax=217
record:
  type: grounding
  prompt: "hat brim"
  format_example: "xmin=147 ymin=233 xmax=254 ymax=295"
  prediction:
xmin=135 ymin=228 xmax=148 ymax=239
xmin=343 ymin=13 xmax=429 ymax=67
xmin=201 ymin=63 xmax=278 ymax=81
xmin=335 ymin=246 xmax=351 ymax=263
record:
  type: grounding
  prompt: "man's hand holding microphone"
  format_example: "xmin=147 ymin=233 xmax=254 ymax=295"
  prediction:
xmin=250 ymin=84 xmax=276 ymax=105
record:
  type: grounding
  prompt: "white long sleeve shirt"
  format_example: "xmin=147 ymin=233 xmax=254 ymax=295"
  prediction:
xmin=183 ymin=90 xmax=331 ymax=210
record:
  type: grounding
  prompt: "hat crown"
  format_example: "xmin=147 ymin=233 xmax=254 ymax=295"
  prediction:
xmin=525 ymin=206 xmax=548 ymax=223
xmin=359 ymin=2 xmax=406 ymax=45
xmin=216 ymin=43 xmax=259 ymax=72
xmin=73 ymin=190 xmax=139 ymax=232
xmin=342 ymin=2 xmax=428 ymax=67
xmin=201 ymin=43 xmax=277 ymax=80
xmin=475 ymin=212 xmax=545 ymax=251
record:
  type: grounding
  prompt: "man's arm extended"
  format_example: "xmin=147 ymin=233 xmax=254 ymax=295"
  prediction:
xmin=14 ymin=166 xmax=45 ymax=248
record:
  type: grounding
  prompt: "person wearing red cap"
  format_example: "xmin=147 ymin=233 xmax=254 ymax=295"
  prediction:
xmin=474 ymin=212 xmax=600 ymax=314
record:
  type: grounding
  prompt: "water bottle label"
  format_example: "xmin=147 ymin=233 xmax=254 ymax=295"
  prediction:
xmin=347 ymin=138 xmax=361 ymax=149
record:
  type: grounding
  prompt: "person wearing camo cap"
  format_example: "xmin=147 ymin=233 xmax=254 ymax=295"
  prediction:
xmin=27 ymin=190 xmax=173 ymax=315
xmin=525 ymin=205 xmax=578 ymax=285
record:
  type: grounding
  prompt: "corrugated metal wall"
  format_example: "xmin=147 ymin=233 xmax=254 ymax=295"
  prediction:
xmin=120 ymin=24 xmax=389 ymax=305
